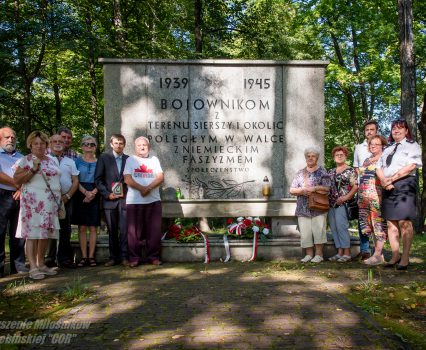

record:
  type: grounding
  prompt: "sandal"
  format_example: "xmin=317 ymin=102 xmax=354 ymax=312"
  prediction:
xmin=77 ymin=258 xmax=88 ymax=267
xmin=88 ymin=258 xmax=97 ymax=267
xmin=29 ymin=268 xmax=45 ymax=280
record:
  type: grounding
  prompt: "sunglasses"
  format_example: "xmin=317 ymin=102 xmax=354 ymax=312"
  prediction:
xmin=82 ymin=142 xmax=96 ymax=147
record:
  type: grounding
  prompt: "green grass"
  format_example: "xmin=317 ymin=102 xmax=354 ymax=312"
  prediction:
xmin=344 ymin=235 xmax=426 ymax=349
xmin=345 ymin=280 xmax=426 ymax=349
xmin=0 ymin=275 xmax=93 ymax=324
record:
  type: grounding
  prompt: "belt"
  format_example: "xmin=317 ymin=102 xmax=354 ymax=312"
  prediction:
xmin=0 ymin=188 xmax=15 ymax=195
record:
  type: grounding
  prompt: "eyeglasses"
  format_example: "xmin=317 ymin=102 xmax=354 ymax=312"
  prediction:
xmin=82 ymin=142 xmax=96 ymax=147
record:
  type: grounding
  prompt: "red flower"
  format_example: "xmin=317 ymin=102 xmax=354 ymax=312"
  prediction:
xmin=255 ymin=219 xmax=262 ymax=226
xmin=168 ymin=224 xmax=181 ymax=236
xmin=226 ymin=218 xmax=233 ymax=225
xmin=243 ymin=219 xmax=252 ymax=227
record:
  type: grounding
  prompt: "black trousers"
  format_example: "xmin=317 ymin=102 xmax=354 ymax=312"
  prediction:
xmin=46 ymin=199 xmax=74 ymax=264
xmin=0 ymin=189 xmax=26 ymax=275
xmin=104 ymin=199 xmax=128 ymax=262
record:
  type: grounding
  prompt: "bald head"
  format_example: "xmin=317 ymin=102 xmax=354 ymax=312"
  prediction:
xmin=0 ymin=127 xmax=17 ymax=153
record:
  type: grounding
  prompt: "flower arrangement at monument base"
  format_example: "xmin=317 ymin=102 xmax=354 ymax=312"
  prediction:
xmin=226 ymin=217 xmax=270 ymax=240
xmin=164 ymin=221 xmax=202 ymax=243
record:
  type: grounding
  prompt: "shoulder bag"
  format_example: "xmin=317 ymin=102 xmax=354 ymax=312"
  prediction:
xmin=304 ymin=169 xmax=329 ymax=212
xmin=40 ymin=170 xmax=66 ymax=220
xmin=336 ymin=175 xmax=359 ymax=220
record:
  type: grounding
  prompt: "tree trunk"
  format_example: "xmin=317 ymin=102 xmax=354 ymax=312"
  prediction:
xmin=351 ymin=27 xmax=369 ymax=121
xmin=53 ymin=59 xmax=62 ymax=127
xmin=85 ymin=11 xmax=99 ymax=149
xmin=194 ymin=0 xmax=202 ymax=55
xmin=418 ymin=90 xmax=426 ymax=233
xmin=112 ymin=0 xmax=126 ymax=52
xmin=398 ymin=0 xmax=416 ymax=134
xmin=330 ymin=31 xmax=359 ymax=143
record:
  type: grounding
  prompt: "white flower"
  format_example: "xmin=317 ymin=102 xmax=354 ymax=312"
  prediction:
xmin=237 ymin=217 xmax=244 ymax=222
xmin=254 ymin=217 xmax=260 ymax=221
xmin=247 ymin=217 xmax=253 ymax=221
xmin=252 ymin=226 xmax=259 ymax=233
xmin=263 ymin=228 xmax=270 ymax=235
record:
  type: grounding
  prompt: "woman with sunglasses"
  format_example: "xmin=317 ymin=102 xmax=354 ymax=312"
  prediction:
xmin=72 ymin=135 xmax=100 ymax=267
xmin=376 ymin=120 xmax=422 ymax=270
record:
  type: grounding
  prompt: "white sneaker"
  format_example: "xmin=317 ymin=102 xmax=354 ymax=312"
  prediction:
xmin=328 ymin=254 xmax=342 ymax=261
xmin=337 ymin=255 xmax=351 ymax=263
xmin=311 ymin=255 xmax=324 ymax=263
xmin=300 ymin=255 xmax=313 ymax=263
xmin=38 ymin=265 xmax=58 ymax=276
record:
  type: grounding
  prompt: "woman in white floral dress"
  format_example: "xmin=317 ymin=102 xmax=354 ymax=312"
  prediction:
xmin=14 ymin=131 xmax=61 ymax=280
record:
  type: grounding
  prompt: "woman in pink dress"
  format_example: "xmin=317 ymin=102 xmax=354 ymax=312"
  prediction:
xmin=14 ymin=131 xmax=61 ymax=280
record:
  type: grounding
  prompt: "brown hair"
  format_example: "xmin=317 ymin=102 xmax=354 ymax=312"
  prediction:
xmin=389 ymin=119 xmax=413 ymax=142
xmin=331 ymin=146 xmax=349 ymax=158
xmin=368 ymin=135 xmax=388 ymax=147
xmin=110 ymin=134 xmax=126 ymax=144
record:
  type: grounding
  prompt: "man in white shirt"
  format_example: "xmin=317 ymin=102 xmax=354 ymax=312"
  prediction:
xmin=0 ymin=127 xmax=27 ymax=276
xmin=45 ymin=134 xmax=79 ymax=268
xmin=353 ymin=120 xmax=379 ymax=260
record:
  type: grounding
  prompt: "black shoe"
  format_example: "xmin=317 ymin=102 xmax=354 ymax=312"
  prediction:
xmin=384 ymin=258 xmax=401 ymax=268
xmin=45 ymin=260 xmax=57 ymax=268
xmin=59 ymin=260 xmax=76 ymax=268
xmin=396 ymin=263 xmax=409 ymax=271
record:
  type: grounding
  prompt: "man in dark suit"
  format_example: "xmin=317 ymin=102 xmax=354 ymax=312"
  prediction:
xmin=95 ymin=134 xmax=129 ymax=266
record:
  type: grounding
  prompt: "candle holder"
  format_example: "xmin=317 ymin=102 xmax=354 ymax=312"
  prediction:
xmin=262 ymin=176 xmax=271 ymax=197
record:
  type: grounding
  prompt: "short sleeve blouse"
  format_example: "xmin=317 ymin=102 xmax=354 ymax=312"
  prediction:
xmin=328 ymin=167 xmax=357 ymax=207
xmin=291 ymin=166 xmax=331 ymax=217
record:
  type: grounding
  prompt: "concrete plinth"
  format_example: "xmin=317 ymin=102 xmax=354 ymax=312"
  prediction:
xmin=71 ymin=234 xmax=362 ymax=263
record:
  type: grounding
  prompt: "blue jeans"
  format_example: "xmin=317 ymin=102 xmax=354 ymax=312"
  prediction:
xmin=358 ymin=220 xmax=371 ymax=253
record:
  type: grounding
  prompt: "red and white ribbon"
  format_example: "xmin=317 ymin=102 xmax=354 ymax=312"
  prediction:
xmin=228 ymin=222 xmax=244 ymax=236
xmin=200 ymin=232 xmax=210 ymax=263
xmin=249 ymin=232 xmax=259 ymax=261
xmin=220 ymin=235 xmax=231 ymax=263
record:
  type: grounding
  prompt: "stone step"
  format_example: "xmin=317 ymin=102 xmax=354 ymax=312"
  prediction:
xmin=70 ymin=234 xmax=363 ymax=263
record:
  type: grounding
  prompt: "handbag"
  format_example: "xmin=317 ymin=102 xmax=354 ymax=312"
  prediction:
xmin=304 ymin=169 xmax=330 ymax=212
xmin=344 ymin=196 xmax=359 ymax=220
xmin=40 ymin=170 xmax=66 ymax=220
xmin=336 ymin=174 xmax=359 ymax=221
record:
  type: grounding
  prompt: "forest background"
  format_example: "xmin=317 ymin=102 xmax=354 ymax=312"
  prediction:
xmin=0 ymin=0 xmax=425 ymax=229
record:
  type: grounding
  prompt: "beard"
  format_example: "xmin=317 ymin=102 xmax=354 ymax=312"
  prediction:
xmin=3 ymin=143 xmax=16 ymax=153
xmin=53 ymin=145 xmax=64 ymax=152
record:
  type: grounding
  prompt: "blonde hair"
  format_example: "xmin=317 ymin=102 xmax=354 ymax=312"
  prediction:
xmin=26 ymin=130 xmax=49 ymax=149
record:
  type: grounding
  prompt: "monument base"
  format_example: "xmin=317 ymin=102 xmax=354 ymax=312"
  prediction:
xmin=71 ymin=235 xmax=363 ymax=263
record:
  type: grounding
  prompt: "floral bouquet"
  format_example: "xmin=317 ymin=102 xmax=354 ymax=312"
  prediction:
xmin=164 ymin=220 xmax=202 ymax=243
xmin=226 ymin=217 xmax=270 ymax=240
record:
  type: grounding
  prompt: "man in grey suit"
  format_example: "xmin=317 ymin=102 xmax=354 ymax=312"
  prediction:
xmin=95 ymin=134 xmax=129 ymax=266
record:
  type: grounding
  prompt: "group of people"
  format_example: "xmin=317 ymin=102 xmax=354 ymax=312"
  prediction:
xmin=0 ymin=127 xmax=164 ymax=280
xmin=290 ymin=119 xmax=422 ymax=270
xmin=0 ymin=119 xmax=422 ymax=279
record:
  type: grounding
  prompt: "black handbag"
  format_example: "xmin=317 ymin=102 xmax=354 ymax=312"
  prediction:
xmin=336 ymin=174 xmax=359 ymax=221
xmin=344 ymin=196 xmax=359 ymax=220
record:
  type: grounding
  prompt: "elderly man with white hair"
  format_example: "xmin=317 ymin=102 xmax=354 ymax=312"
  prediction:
xmin=290 ymin=147 xmax=331 ymax=263
xmin=0 ymin=126 xmax=27 ymax=276
xmin=124 ymin=136 xmax=164 ymax=267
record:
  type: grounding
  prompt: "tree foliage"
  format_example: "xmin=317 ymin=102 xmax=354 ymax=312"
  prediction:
xmin=0 ymin=1 xmax=424 ymax=223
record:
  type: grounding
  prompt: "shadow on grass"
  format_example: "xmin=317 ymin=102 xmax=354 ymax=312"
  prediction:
xmin=0 ymin=261 xmax=414 ymax=350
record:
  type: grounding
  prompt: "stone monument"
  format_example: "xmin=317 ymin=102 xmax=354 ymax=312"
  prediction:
xmin=100 ymin=59 xmax=328 ymax=203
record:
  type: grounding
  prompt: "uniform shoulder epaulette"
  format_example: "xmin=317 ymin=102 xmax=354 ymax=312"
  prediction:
xmin=406 ymin=139 xmax=414 ymax=144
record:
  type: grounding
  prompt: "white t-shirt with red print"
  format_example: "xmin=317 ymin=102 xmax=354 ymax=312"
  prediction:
xmin=123 ymin=155 xmax=163 ymax=204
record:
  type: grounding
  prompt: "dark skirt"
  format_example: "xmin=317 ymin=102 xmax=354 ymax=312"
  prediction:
xmin=381 ymin=176 xmax=417 ymax=221
xmin=71 ymin=183 xmax=101 ymax=226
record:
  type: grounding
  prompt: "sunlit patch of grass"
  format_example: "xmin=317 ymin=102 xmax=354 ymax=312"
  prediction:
xmin=0 ymin=275 xmax=94 ymax=322
xmin=345 ymin=281 xmax=426 ymax=349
